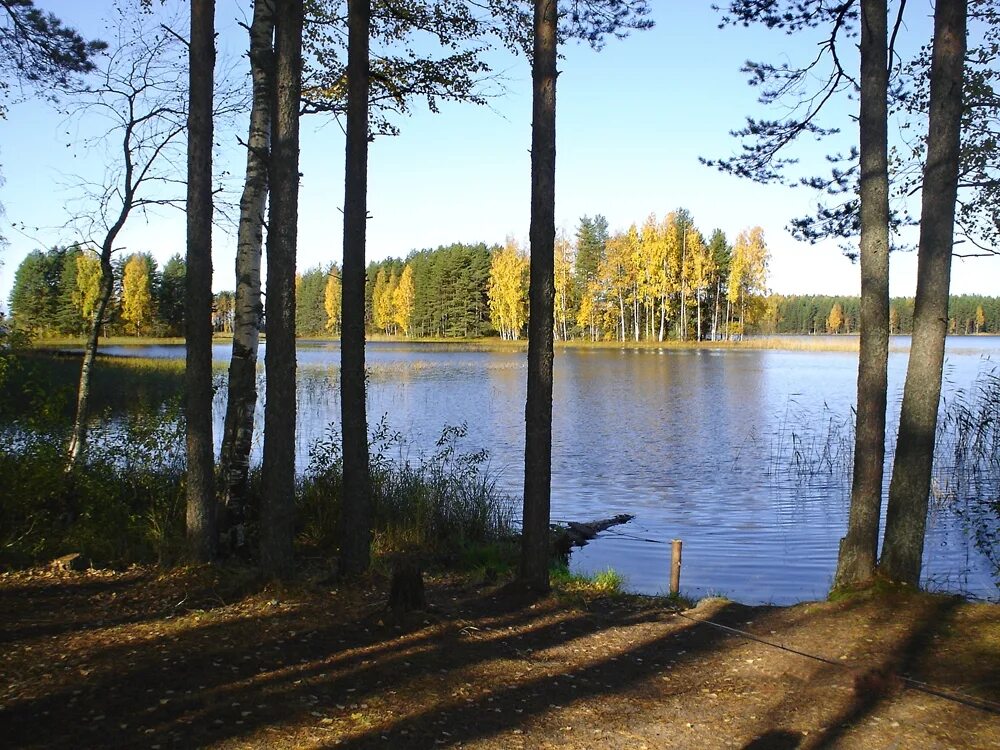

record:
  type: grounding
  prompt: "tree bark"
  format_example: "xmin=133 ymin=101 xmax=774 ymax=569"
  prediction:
xmin=880 ymin=0 xmax=966 ymax=586
xmin=339 ymin=0 xmax=373 ymax=578
xmin=834 ymin=0 xmax=890 ymax=589
xmin=260 ymin=0 xmax=302 ymax=579
xmin=519 ymin=0 xmax=557 ymax=594
xmin=185 ymin=0 xmax=217 ymax=563
xmin=218 ymin=0 xmax=274 ymax=553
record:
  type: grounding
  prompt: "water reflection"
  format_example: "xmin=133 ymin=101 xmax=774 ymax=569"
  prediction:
xmin=96 ymin=338 xmax=1000 ymax=604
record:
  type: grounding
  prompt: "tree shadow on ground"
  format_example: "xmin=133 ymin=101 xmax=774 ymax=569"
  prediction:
xmin=3 ymin=572 xmax=732 ymax=748
xmin=3 ymin=570 xmax=993 ymax=749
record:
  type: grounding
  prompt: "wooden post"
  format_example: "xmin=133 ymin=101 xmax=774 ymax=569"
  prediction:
xmin=670 ymin=539 xmax=683 ymax=595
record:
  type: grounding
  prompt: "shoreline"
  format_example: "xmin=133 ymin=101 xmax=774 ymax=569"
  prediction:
xmin=30 ymin=332 xmax=1000 ymax=355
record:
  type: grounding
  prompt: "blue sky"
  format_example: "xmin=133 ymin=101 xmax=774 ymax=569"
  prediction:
xmin=2 ymin=0 xmax=998 ymax=310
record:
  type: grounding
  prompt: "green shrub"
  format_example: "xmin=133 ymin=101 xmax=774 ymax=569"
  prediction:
xmin=0 ymin=405 xmax=187 ymax=568
xmin=550 ymin=563 xmax=627 ymax=595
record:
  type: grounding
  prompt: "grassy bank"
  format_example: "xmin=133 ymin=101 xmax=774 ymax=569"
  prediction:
xmin=0 ymin=400 xmax=516 ymax=572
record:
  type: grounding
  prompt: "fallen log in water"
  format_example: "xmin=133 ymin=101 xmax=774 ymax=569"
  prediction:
xmin=551 ymin=513 xmax=635 ymax=563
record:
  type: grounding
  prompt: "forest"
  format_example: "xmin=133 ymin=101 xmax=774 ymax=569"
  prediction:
xmin=1 ymin=0 xmax=1000 ymax=746
xmin=9 ymin=235 xmax=1000 ymax=339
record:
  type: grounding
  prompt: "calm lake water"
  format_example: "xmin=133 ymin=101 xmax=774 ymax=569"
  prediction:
xmin=101 ymin=337 xmax=1000 ymax=604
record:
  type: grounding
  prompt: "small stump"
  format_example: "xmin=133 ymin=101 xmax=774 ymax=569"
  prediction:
xmin=388 ymin=557 xmax=426 ymax=615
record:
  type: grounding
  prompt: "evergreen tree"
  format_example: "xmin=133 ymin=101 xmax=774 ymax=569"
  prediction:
xmin=158 ymin=254 xmax=186 ymax=336
xmin=9 ymin=249 xmax=61 ymax=333
xmin=295 ymin=265 xmax=328 ymax=335
xmin=574 ymin=214 xmax=608 ymax=289
xmin=324 ymin=266 xmax=342 ymax=334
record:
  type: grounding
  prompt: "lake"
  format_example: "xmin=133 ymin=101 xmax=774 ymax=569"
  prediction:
xmin=100 ymin=337 xmax=1000 ymax=604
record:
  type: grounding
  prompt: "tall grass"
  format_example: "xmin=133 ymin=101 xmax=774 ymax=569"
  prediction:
xmin=1 ymin=343 xmax=515 ymax=569
xmin=767 ymin=363 xmax=1000 ymax=581
xmin=298 ymin=419 xmax=516 ymax=562
xmin=935 ymin=366 xmax=1000 ymax=577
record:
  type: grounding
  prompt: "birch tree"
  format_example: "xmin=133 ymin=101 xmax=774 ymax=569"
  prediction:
xmin=121 ymin=253 xmax=153 ymax=336
xmin=393 ymin=263 xmax=415 ymax=336
xmin=218 ymin=0 xmax=274 ymax=554
xmin=65 ymin=4 xmax=189 ymax=467
xmin=487 ymin=240 xmax=528 ymax=340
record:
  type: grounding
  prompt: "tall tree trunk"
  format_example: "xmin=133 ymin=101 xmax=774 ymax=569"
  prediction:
xmin=519 ymin=0 xmax=557 ymax=594
xmin=339 ymin=0 xmax=373 ymax=578
xmin=633 ymin=292 xmax=639 ymax=342
xmin=880 ymin=0 xmax=966 ymax=585
xmin=185 ymin=0 xmax=217 ymax=562
xmin=696 ymin=291 xmax=702 ymax=341
xmin=835 ymin=0 xmax=890 ymax=589
xmin=618 ymin=291 xmax=625 ymax=341
xmin=218 ymin=0 xmax=274 ymax=553
xmin=658 ymin=293 xmax=666 ymax=341
xmin=739 ymin=292 xmax=745 ymax=341
xmin=725 ymin=296 xmax=731 ymax=341
xmin=679 ymin=232 xmax=687 ymax=341
xmin=260 ymin=0 xmax=302 ymax=579
xmin=712 ymin=279 xmax=721 ymax=341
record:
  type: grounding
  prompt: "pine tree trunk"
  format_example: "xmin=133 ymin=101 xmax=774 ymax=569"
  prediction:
xmin=835 ymin=0 xmax=889 ymax=589
xmin=185 ymin=0 xmax=217 ymax=563
xmin=260 ymin=0 xmax=302 ymax=579
xmin=339 ymin=0 xmax=373 ymax=578
xmin=519 ymin=0 xmax=557 ymax=594
xmin=219 ymin=0 xmax=274 ymax=554
xmin=880 ymin=0 xmax=966 ymax=585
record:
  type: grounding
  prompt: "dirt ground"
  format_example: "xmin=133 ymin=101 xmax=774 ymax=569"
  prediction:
xmin=0 ymin=564 xmax=997 ymax=749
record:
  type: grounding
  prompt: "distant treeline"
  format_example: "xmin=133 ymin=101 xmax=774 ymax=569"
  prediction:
xmin=9 ymin=240 xmax=999 ymax=341
xmin=295 ymin=212 xmax=773 ymax=342
xmin=767 ymin=294 xmax=1000 ymax=335
xmin=6 ymin=246 xmax=195 ymax=338
xmin=293 ymin=243 xmax=494 ymax=338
